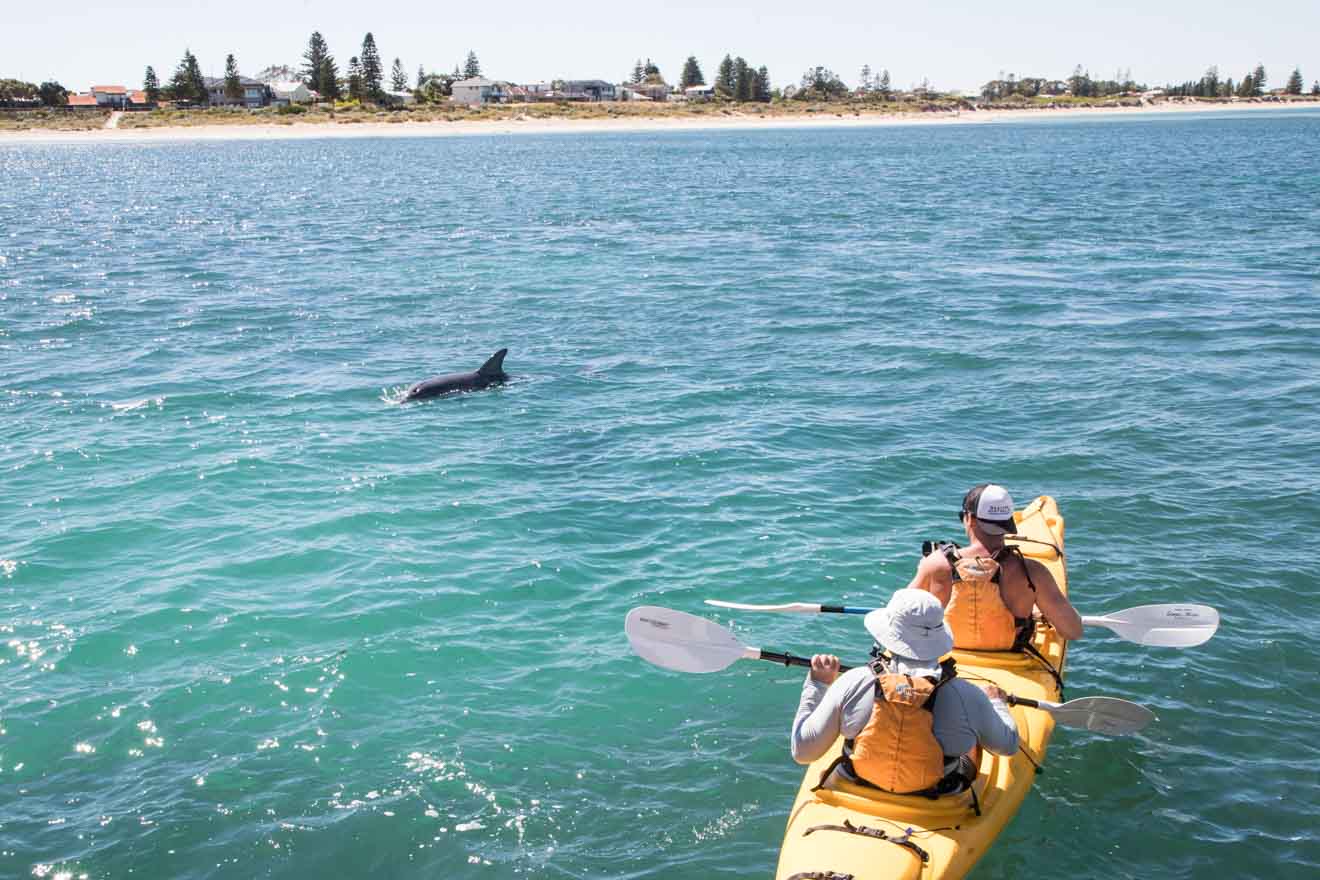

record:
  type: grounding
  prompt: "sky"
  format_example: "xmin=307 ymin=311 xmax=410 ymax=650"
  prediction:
xmin=4 ymin=0 xmax=1318 ymax=94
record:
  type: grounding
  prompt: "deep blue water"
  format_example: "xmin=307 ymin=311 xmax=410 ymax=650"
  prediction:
xmin=2 ymin=109 xmax=1319 ymax=879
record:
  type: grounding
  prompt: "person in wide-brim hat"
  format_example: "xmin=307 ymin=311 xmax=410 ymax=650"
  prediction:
xmin=790 ymin=588 xmax=1020 ymax=793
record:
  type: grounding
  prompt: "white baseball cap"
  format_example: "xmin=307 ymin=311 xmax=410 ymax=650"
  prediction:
xmin=963 ymin=483 xmax=1017 ymax=536
xmin=864 ymin=589 xmax=954 ymax=663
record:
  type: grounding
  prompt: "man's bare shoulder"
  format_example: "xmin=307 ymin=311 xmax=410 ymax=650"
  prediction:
xmin=1019 ymin=555 xmax=1059 ymax=588
xmin=919 ymin=549 xmax=951 ymax=576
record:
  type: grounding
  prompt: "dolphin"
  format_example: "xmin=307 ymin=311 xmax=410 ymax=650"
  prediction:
xmin=403 ymin=349 xmax=509 ymax=401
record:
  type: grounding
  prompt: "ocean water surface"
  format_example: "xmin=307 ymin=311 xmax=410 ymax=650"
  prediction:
xmin=2 ymin=110 xmax=1319 ymax=879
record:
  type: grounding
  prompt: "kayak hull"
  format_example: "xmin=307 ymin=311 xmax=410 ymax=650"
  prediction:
xmin=775 ymin=496 xmax=1068 ymax=880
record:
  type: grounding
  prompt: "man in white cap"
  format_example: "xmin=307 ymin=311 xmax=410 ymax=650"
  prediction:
xmin=907 ymin=484 xmax=1082 ymax=649
xmin=791 ymin=589 xmax=1018 ymax=794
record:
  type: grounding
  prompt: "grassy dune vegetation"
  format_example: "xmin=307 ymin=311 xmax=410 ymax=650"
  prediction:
xmin=4 ymin=93 xmax=1317 ymax=133
xmin=0 ymin=109 xmax=111 ymax=131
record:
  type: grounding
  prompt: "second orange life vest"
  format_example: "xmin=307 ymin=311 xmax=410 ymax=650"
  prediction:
xmin=933 ymin=542 xmax=1034 ymax=651
xmin=815 ymin=657 xmax=957 ymax=795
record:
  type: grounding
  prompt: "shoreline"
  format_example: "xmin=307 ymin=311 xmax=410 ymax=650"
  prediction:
xmin=2 ymin=100 xmax=1316 ymax=145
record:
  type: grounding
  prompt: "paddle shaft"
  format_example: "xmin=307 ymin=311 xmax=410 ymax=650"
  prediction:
xmin=736 ymin=605 xmax=1146 ymax=625
xmin=758 ymin=653 xmax=1044 ymax=713
xmin=1006 ymin=695 xmax=1055 ymax=711
xmin=755 ymin=649 xmax=855 ymax=673
xmin=705 ymin=599 xmax=1218 ymax=648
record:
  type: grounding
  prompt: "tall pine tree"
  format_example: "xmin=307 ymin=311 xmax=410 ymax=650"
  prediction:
xmin=417 ymin=64 xmax=426 ymax=89
xmin=1252 ymin=63 xmax=1266 ymax=95
xmin=879 ymin=69 xmax=891 ymax=98
xmin=143 ymin=66 xmax=160 ymax=102
xmin=733 ymin=57 xmax=751 ymax=101
xmin=360 ymin=33 xmax=383 ymax=101
xmin=172 ymin=49 xmax=206 ymax=104
xmin=754 ymin=66 xmax=771 ymax=102
xmin=302 ymin=32 xmax=328 ymax=90
xmin=464 ymin=51 xmax=481 ymax=79
xmin=680 ymin=56 xmax=704 ymax=89
xmin=1285 ymin=68 xmax=1303 ymax=94
xmin=391 ymin=58 xmax=408 ymax=92
xmin=631 ymin=59 xmax=645 ymax=84
xmin=224 ymin=54 xmax=243 ymax=101
xmin=716 ymin=55 xmax=735 ymax=96
xmin=347 ymin=56 xmax=363 ymax=101
xmin=319 ymin=56 xmax=340 ymax=100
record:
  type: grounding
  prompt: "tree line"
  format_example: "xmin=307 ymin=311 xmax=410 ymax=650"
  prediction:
xmin=8 ymin=46 xmax=1320 ymax=110
xmin=1164 ymin=64 xmax=1316 ymax=98
xmin=0 ymin=78 xmax=70 ymax=106
xmin=132 ymin=33 xmax=479 ymax=106
xmin=670 ymin=54 xmax=770 ymax=101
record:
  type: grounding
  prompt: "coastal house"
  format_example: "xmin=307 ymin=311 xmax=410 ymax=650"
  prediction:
xmin=91 ymin=85 xmax=129 ymax=108
xmin=618 ymin=87 xmax=654 ymax=102
xmin=451 ymin=77 xmax=508 ymax=106
xmin=203 ymin=76 xmax=271 ymax=108
xmin=685 ymin=84 xmax=716 ymax=99
xmin=268 ymin=81 xmax=315 ymax=106
xmin=622 ymin=82 xmax=668 ymax=102
xmin=384 ymin=90 xmax=416 ymax=106
xmin=66 ymin=93 xmax=100 ymax=107
xmin=522 ymin=82 xmax=553 ymax=100
xmin=560 ymin=80 xmax=617 ymax=101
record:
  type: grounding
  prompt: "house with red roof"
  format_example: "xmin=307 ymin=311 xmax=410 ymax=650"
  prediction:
xmin=91 ymin=85 xmax=130 ymax=109
xmin=67 ymin=94 xmax=100 ymax=107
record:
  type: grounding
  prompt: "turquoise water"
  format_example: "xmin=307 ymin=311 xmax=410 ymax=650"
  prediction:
xmin=2 ymin=110 xmax=1319 ymax=879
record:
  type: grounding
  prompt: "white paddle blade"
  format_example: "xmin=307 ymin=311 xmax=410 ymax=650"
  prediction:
xmin=1044 ymin=697 xmax=1155 ymax=735
xmin=625 ymin=606 xmax=754 ymax=673
xmin=704 ymin=600 xmax=823 ymax=614
xmin=1083 ymin=604 xmax=1220 ymax=647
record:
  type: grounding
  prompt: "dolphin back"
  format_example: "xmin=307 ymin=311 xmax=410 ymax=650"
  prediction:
xmin=478 ymin=348 xmax=509 ymax=378
xmin=403 ymin=348 xmax=509 ymax=401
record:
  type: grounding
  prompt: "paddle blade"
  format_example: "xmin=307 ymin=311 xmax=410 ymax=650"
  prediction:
xmin=625 ymin=606 xmax=753 ymax=673
xmin=1085 ymin=604 xmax=1220 ymax=647
xmin=1046 ymin=697 xmax=1155 ymax=735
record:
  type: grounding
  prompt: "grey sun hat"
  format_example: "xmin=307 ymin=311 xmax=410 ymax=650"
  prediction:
xmin=864 ymin=589 xmax=955 ymax=663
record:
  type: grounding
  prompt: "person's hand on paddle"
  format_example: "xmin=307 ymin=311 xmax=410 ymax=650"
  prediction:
xmin=978 ymin=683 xmax=1007 ymax=702
xmin=809 ymin=654 xmax=840 ymax=685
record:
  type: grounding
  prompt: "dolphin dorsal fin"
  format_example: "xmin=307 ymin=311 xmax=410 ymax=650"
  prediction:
xmin=478 ymin=348 xmax=508 ymax=377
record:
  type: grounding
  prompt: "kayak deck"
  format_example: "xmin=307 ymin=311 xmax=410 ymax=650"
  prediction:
xmin=775 ymin=496 xmax=1068 ymax=880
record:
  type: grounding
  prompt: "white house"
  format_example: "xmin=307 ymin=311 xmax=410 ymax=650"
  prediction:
xmin=269 ymin=81 xmax=315 ymax=106
xmin=684 ymin=84 xmax=716 ymax=99
xmin=204 ymin=76 xmax=270 ymax=108
xmin=91 ymin=85 xmax=129 ymax=108
xmin=618 ymin=86 xmax=653 ymax=102
xmin=451 ymin=78 xmax=506 ymax=106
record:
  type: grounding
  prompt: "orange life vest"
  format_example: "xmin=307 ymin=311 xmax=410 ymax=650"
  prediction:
xmin=931 ymin=542 xmax=1034 ymax=651
xmin=816 ymin=658 xmax=956 ymax=795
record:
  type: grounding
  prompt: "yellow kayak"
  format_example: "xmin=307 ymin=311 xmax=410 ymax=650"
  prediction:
xmin=775 ymin=495 xmax=1068 ymax=880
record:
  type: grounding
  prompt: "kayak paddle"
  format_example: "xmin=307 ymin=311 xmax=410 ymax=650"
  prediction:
xmin=627 ymin=606 xmax=1155 ymax=735
xmin=625 ymin=605 xmax=850 ymax=674
xmin=1003 ymin=695 xmax=1155 ymax=736
xmin=703 ymin=599 xmax=1219 ymax=648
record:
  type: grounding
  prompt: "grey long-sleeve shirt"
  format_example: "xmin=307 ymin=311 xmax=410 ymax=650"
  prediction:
xmin=791 ymin=665 xmax=1019 ymax=767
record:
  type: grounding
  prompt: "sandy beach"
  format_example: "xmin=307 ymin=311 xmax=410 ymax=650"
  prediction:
xmin=1 ymin=99 xmax=1316 ymax=145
